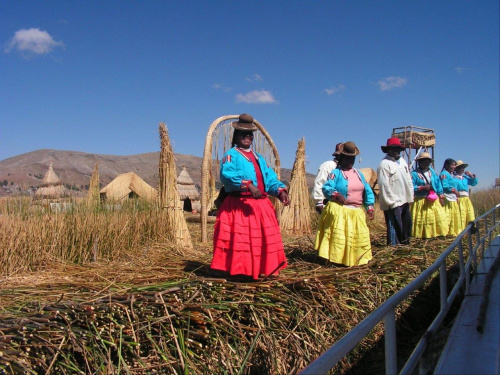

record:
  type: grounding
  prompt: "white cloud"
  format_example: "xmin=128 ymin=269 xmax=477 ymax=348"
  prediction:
xmin=377 ymin=76 xmax=408 ymax=91
xmin=246 ymin=73 xmax=263 ymax=82
xmin=324 ymin=85 xmax=346 ymax=95
xmin=455 ymin=67 xmax=471 ymax=74
xmin=4 ymin=28 xmax=64 ymax=55
xmin=236 ymin=90 xmax=277 ymax=104
xmin=213 ymin=83 xmax=232 ymax=92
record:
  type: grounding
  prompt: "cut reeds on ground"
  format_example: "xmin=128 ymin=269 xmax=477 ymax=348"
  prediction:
xmin=1 ymin=220 xmax=490 ymax=374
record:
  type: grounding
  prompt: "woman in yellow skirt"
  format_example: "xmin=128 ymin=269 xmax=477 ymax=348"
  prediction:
xmin=454 ymin=160 xmax=478 ymax=229
xmin=439 ymin=158 xmax=462 ymax=236
xmin=315 ymin=141 xmax=375 ymax=267
xmin=410 ymin=152 xmax=448 ymax=238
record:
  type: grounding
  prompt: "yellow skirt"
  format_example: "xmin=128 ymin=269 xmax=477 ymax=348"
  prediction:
xmin=411 ymin=198 xmax=449 ymax=238
xmin=315 ymin=202 xmax=372 ymax=267
xmin=458 ymin=197 xmax=475 ymax=229
xmin=443 ymin=200 xmax=462 ymax=237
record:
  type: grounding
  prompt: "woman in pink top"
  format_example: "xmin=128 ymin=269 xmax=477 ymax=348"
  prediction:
xmin=315 ymin=141 xmax=375 ymax=267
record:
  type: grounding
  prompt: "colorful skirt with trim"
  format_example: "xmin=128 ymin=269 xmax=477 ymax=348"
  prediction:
xmin=458 ymin=196 xmax=475 ymax=229
xmin=314 ymin=202 xmax=372 ymax=267
xmin=411 ymin=198 xmax=449 ymax=238
xmin=210 ymin=195 xmax=287 ymax=280
xmin=443 ymin=200 xmax=462 ymax=237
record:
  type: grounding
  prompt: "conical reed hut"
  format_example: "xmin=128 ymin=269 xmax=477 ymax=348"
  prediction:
xmin=100 ymin=172 xmax=157 ymax=201
xmin=158 ymin=122 xmax=193 ymax=249
xmin=34 ymin=162 xmax=69 ymax=200
xmin=177 ymin=166 xmax=201 ymax=212
xmin=280 ymin=138 xmax=312 ymax=235
xmin=87 ymin=163 xmax=100 ymax=206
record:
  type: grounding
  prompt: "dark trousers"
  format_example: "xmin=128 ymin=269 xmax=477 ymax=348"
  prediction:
xmin=384 ymin=203 xmax=412 ymax=246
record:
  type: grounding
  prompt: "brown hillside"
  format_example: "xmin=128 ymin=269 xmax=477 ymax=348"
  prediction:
xmin=0 ymin=149 xmax=316 ymax=196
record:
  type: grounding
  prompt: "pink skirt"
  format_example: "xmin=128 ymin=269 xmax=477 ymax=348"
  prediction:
xmin=210 ymin=195 xmax=287 ymax=279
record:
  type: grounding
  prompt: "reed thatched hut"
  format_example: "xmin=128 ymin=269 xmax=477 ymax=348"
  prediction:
xmin=34 ymin=162 xmax=69 ymax=200
xmin=177 ymin=167 xmax=200 ymax=212
xmin=100 ymin=172 xmax=157 ymax=202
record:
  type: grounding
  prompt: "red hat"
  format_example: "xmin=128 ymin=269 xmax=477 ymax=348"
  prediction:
xmin=381 ymin=137 xmax=405 ymax=153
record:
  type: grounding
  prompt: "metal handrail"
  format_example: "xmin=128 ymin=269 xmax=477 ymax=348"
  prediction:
xmin=300 ymin=204 xmax=500 ymax=375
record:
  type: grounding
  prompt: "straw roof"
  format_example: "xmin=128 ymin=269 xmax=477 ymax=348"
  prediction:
xmin=35 ymin=162 xmax=69 ymax=199
xmin=177 ymin=167 xmax=200 ymax=200
xmin=41 ymin=162 xmax=61 ymax=185
xmin=99 ymin=172 xmax=157 ymax=201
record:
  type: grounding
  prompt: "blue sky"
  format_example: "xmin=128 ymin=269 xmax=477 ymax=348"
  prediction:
xmin=1 ymin=1 xmax=498 ymax=189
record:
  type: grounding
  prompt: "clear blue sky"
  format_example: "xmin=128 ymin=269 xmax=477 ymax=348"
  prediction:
xmin=1 ymin=1 xmax=498 ymax=189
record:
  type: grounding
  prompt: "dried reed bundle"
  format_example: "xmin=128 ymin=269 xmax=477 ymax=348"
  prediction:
xmin=0 ymin=234 xmax=470 ymax=375
xmin=158 ymin=122 xmax=193 ymax=249
xmin=280 ymin=138 xmax=312 ymax=235
xmin=86 ymin=163 xmax=100 ymax=206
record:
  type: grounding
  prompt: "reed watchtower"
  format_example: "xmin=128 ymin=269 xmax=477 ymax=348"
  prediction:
xmin=391 ymin=126 xmax=436 ymax=169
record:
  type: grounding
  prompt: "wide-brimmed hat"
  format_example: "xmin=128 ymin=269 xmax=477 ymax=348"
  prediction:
xmin=231 ymin=114 xmax=258 ymax=131
xmin=332 ymin=142 xmax=343 ymax=157
xmin=455 ymin=160 xmax=468 ymax=168
xmin=381 ymin=137 xmax=405 ymax=153
xmin=338 ymin=141 xmax=360 ymax=156
xmin=416 ymin=152 xmax=433 ymax=161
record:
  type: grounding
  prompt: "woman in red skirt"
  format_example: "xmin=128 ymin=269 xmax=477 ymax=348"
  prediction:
xmin=210 ymin=114 xmax=290 ymax=280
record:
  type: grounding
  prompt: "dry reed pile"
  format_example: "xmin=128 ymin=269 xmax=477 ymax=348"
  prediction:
xmin=0 ymin=190 xmax=497 ymax=374
xmin=0 ymin=226 xmax=467 ymax=374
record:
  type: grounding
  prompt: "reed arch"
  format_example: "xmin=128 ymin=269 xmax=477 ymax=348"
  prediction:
xmin=200 ymin=115 xmax=281 ymax=242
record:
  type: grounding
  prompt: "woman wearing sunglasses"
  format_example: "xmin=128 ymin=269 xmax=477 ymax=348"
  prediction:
xmin=210 ymin=114 xmax=290 ymax=280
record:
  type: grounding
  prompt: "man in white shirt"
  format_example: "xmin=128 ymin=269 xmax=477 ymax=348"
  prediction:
xmin=312 ymin=143 xmax=342 ymax=213
xmin=377 ymin=137 xmax=414 ymax=245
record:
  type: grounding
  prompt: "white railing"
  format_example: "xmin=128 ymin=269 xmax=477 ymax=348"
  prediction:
xmin=300 ymin=204 xmax=500 ymax=375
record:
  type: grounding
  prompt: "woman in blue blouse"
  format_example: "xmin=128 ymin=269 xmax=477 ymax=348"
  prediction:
xmin=454 ymin=160 xmax=478 ymax=229
xmin=439 ymin=158 xmax=462 ymax=236
xmin=210 ymin=114 xmax=290 ymax=280
xmin=315 ymin=141 xmax=375 ymax=267
xmin=410 ymin=152 xmax=448 ymax=238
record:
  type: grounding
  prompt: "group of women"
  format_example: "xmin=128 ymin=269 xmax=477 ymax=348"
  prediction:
xmin=209 ymin=114 xmax=478 ymax=280
xmin=415 ymin=156 xmax=478 ymax=238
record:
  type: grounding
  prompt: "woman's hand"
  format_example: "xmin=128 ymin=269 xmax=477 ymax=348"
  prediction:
xmin=278 ymin=191 xmax=290 ymax=206
xmin=333 ymin=192 xmax=347 ymax=205
xmin=248 ymin=183 xmax=262 ymax=199
xmin=452 ymin=188 xmax=460 ymax=198
xmin=419 ymin=185 xmax=431 ymax=191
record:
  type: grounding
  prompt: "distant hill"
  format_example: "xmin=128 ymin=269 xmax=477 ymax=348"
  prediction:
xmin=0 ymin=149 xmax=316 ymax=197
